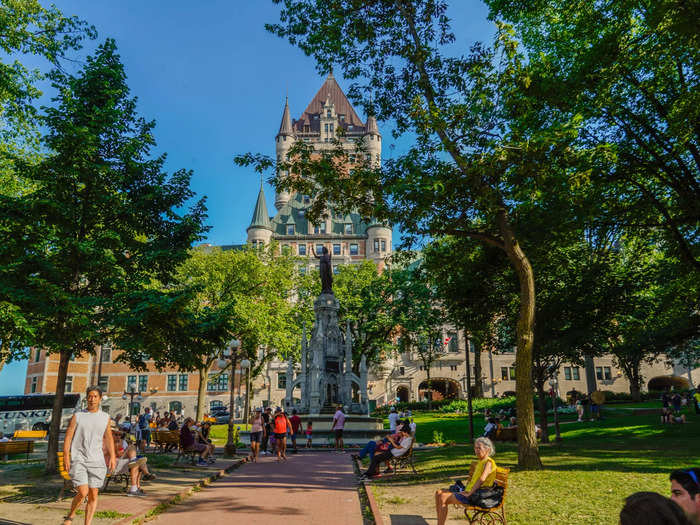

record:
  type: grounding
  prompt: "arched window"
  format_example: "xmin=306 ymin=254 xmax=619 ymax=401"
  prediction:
xmin=169 ymin=401 xmax=182 ymax=413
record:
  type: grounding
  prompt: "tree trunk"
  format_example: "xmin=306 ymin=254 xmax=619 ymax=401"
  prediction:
xmin=472 ymin=336 xmax=484 ymax=398
xmin=426 ymin=366 xmax=432 ymax=411
xmin=225 ymin=352 xmax=238 ymax=456
xmin=196 ymin=365 xmax=209 ymax=422
xmin=46 ymin=348 xmax=71 ymax=473
xmin=535 ymin=377 xmax=549 ymax=444
xmin=629 ymin=367 xmax=642 ymax=402
xmin=496 ymin=209 xmax=541 ymax=469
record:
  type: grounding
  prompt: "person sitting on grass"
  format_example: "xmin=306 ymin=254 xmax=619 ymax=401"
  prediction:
xmin=670 ymin=468 xmax=700 ymax=525
xmin=483 ymin=418 xmax=498 ymax=439
xmin=359 ymin=423 xmax=412 ymax=480
xmin=434 ymin=437 xmax=502 ymax=525
xmin=179 ymin=418 xmax=213 ymax=466
xmin=620 ymin=491 xmax=691 ymax=525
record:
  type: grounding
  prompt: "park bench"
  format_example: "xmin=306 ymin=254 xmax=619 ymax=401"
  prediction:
xmin=13 ymin=429 xmax=48 ymax=440
xmin=389 ymin=439 xmax=418 ymax=475
xmin=152 ymin=430 xmax=179 ymax=453
xmin=0 ymin=440 xmax=34 ymax=462
xmin=493 ymin=426 xmax=517 ymax=442
xmin=457 ymin=461 xmax=510 ymax=525
xmin=56 ymin=452 xmax=130 ymax=500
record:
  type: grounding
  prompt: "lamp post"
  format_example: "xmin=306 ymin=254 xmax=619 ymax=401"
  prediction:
xmin=548 ymin=372 xmax=562 ymax=442
xmin=222 ymin=339 xmax=240 ymax=457
xmin=240 ymin=359 xmax=251 ymax=431
xmin=121 ymin=382 xmax=143 ymax=426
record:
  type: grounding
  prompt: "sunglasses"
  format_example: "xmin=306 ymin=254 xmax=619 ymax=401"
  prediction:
xmin=685 ymin=470 xmax=699 ymax=487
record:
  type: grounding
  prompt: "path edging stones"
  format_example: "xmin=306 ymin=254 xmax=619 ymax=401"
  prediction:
xmin=353 ymin=456 xmax=384 ymax=525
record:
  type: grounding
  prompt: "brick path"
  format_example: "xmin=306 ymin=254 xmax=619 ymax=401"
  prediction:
xmin=149 ymin=452 xmax=364 ymax=525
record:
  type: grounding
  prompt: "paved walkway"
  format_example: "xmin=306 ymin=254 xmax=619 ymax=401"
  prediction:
xmin=150 ymin=452 xmax=364 ymax=525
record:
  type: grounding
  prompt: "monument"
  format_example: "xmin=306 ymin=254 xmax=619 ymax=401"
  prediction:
xmin=282 ymin=250 xmax=382 ymax=442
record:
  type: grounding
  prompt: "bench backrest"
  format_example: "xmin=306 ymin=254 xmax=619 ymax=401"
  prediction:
xmin=0 ymin=441 xmax=32 ymax=454
xmin=13 ymin=430 xmax=47 ymax=440
xmin=57 ymin=452 xmax=71 ymax=480
xmin=468 ymin=461 xmax=510 ymax=492
xmin=153 ymin=430 xmax=179 ymax=444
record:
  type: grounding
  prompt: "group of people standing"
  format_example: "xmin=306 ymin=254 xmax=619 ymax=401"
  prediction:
xmin=248 ymin=406 xmax=304 ymax=462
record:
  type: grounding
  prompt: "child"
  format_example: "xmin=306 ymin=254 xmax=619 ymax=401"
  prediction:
xmin=305 ymin=421 xmax=313 ymax=448
xmin=268 ymin=433 xmax=277 ymax=456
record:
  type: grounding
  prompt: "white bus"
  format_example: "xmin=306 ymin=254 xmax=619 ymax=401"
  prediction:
xmin=0 ymin=394 xmax=82 ymax=435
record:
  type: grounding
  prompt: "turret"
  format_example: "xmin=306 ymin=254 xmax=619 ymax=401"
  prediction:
xmin=275 ymin=97 xmax=294 ymax=211
xmin=366 ymin=218 xmax=392 ymax=268
xmin=246 ymin=182 xmax=273 ymax=246
xmin=363 ymin=113 xmax=381 ymax=168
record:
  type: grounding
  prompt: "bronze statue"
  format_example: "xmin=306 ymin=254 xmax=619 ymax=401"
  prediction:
xmin=312 ymin=245 xmax=333 ymax=293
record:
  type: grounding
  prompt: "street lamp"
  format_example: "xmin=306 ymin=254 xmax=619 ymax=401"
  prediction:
xmin=223 ymin=339 xmax=240 ymax=457
xmin=240 ymin=359 xmax=251 ymax=431
xmin=548 ymin=371 xmax=562 ymax=442
xmin=121 ymin=382 xmax=143 ymax=425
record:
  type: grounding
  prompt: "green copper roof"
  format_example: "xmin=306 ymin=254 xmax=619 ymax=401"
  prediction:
xmin=249 ymin=184 xmax=272 ymax=230
xmin=270 ymin=192 xmax=369 ymax=237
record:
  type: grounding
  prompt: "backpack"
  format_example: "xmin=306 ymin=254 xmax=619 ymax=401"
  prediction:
xmin=138 ymin=414 xmax=147 ymax=430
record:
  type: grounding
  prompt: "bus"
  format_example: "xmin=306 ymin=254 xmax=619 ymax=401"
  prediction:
xmin=0 ymin=394 xmax=82 ymax=435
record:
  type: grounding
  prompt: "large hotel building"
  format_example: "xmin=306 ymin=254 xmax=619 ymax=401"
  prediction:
xmin=24 ymin=75 xmax=698 ymax=417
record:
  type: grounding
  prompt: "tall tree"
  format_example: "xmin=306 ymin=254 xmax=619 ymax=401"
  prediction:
xmin=0 ymin=40 xmax=207 ymax=471
xmin=487 ymin=0 xmax=700 ymax=272
xmin=238 ymin=0 xmax=595 ymax=467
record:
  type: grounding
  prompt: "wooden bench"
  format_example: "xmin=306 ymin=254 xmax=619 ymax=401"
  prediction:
xmin=57 ymin=452 xmax=130 ymax=500
xmin=0 ymin=440 xmax=34 ymax=462
xmin=176 ymin=443 xmax=200 ymax=464
xmin=152 ymin=430 xmax=179 ymax=453
xmin=493 ymin=426 xmax=517 ymax=442
xmin=389 ymin=439 xmax=418 ymax=475
xmin=458 ymin=461 xmax=510 ymax=525
xmin=13 ymin=429 xmax=48 ymax=440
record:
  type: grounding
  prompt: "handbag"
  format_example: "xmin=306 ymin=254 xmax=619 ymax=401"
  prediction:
xmin=470 ymin=484 xmax=504 ymax=508
xmin=448 ymin=480 xmax=465 ymax=493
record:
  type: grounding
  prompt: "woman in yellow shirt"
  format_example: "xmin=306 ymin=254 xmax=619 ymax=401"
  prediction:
xmin=435 ymin=437 xmax=499 ymax=525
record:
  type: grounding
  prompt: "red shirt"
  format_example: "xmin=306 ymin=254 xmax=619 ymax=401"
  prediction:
xmin=290 ymin=415 xmax=302 ymax=434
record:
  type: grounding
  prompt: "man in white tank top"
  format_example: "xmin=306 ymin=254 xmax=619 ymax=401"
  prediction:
xmin=63 ymin=386 xmax=115 ymax=525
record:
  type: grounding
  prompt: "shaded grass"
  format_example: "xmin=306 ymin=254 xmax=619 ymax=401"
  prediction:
xmin=369 ymin=411 xmax=699 ymax=524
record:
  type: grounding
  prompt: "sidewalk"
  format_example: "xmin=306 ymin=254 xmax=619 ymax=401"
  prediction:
xmin=0 ymin=457 xmax=245 ymax=525
xmin=148 ymin=452 xmax=364 ymax=525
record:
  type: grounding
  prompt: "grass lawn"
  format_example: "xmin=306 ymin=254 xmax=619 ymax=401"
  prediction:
xmin=367 ymin=408 xmax=699 ymax=524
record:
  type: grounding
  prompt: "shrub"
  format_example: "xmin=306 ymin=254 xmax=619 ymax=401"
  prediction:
xmin=432 ymin=430 xmax=444 ymax=444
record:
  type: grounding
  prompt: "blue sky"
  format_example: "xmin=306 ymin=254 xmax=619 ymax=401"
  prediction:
xmin=0 ymin=1 xmax=494 ymax=395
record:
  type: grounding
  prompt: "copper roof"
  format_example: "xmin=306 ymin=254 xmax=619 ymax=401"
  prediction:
xmin=293 ymin=73 xmax=366 ymax=133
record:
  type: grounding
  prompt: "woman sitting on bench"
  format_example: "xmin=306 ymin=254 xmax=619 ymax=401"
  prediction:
xmin=434 ymin=437 xmax=500 ymax=525
xmin=359 ymin=423 xmax=412 ymax=479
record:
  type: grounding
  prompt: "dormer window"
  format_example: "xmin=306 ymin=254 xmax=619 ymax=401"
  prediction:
xmin=344 ymin=223 xmax=353 ymax=234
xmin=303 ymin=195 xmax=311 ymax=204
xmin=286 ymin=224 xmax=295 ymax=235
xmin=340 ymin=115 xmax=345 ymax=122
xmin=314 ymin=222 xmax=326 ymax=234
xmin=327 ymin=110 xmax=332 ymax=117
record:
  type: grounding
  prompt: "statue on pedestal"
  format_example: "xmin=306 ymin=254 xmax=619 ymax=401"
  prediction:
xmin=312 ymin=245 xmax=333 ymax=294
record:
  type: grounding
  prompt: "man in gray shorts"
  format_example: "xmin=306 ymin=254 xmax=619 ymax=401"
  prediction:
xmin=63 ymin=386 xmax=115 ymax=525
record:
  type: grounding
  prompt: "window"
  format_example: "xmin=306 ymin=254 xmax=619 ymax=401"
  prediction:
xmin=501 ymin=367 xmax=509 ymax=381
xmin=278 ymin=372 xmax=287 ymax=389
xmin=314 ymin=223 xmax=326 ymax=234
xmin=98 ymin=376 xmax=108 ymax=392
xmin=329 ymin=124 xmax=334 ymax=133
xmin=138 ymin=375 xmax=148 ymax=392
xmin=34 ymin=349 xmax=41 ymax=362
xmin=130 ymin=402 xmax=140 ymax=416
xmin=314 ymin=244 xmax=324 ymax=255
xmin=595 ymin=367 xmax=603 ymax=380
xmin=326 ymin=109 xmax=332 ymax=117
xmin=127 ymin=375 xmax=137 ymax=390
xmin=100 ymin=342 xmax=112 ymax=363
xmin=374 ymin=239 xmax=379 ymax=252
xmin=286 ymin=224 xmax=295 ymax=235
xmin=344 ymin=223 xmax=353 ymax=234
xmin=450 ymin=365 xmax=458 ymax=371
xmin=333 ymin=264 xmax=339 ymax=274
xmin=303 ymin=195 xmax=310 ymax=204
xmin=167 ymin=375 xmax=177 ymax=392
xmin=333 ymin=244 xmax=341 ymax=255
xmin=324 ymin=123 xmax=329 ymax=132
xmin=447 ymin=333 xmax=458 ymax=352
xmin=207 ymin=373 xmax=228 ymax=391
xmin=564 ymin=367 xmax=572 ymax=380
xmin=169 ymin=401 xmax=182 ymax=413
xmin=509 ymin=367 xmax=516 ymax=380
xmin=210 ymin=400 xmax=223 ymax=410
xmin=349 ymin=243 xmax=358 ymax=255
xmin=65 ymin=375 xmax=73 ymax=393
xmin=604 ymin=367 xmax=612 ymax=380
xmin=572 ymin=367 xmax=580 ymax=380
xmin=399 ymin=366 xmax=405 ymax=376
xmin=178 ymin=374 xmax=188 ymax=391
xmin=381 ymin=239 xmax=386 ymax=252
xmin=30 ymin=377 xmax=38 ymax=393
xmin=298 ymin=244 xmax=306 ymax=256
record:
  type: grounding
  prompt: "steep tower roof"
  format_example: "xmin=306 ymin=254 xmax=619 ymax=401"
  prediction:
xmin=278 ymin=97 xmax=294 ymax=136
xmin=293 ymin=72 xmax=366 ymax=133
xmin=248 ymin=183 xmax=272 ymax=231
xmin=366 ymin=114 xmax=379 ymax=135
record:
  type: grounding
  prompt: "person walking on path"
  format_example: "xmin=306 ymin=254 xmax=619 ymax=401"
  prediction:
xmin=249 ymin=408 xmax=265 ymax=462
xmin=332 ymin=405 xmax=346 ymax=453
xmin=289 ymin=409 xmax=302 ymax=454
xmin=388 ymin=406 xmax=400 ymax=432
xmin=272 ymin=407 xmax=292 ymax=461
xmin=138 ymin=407 xmax=152 ymax=452
xmin=305 ymin=421 xmax=313 ymax=448
xmin=62 ymin=386 xmax=115 ymax=525
xmin=261 ymin=407 xmax=272 ymax=456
